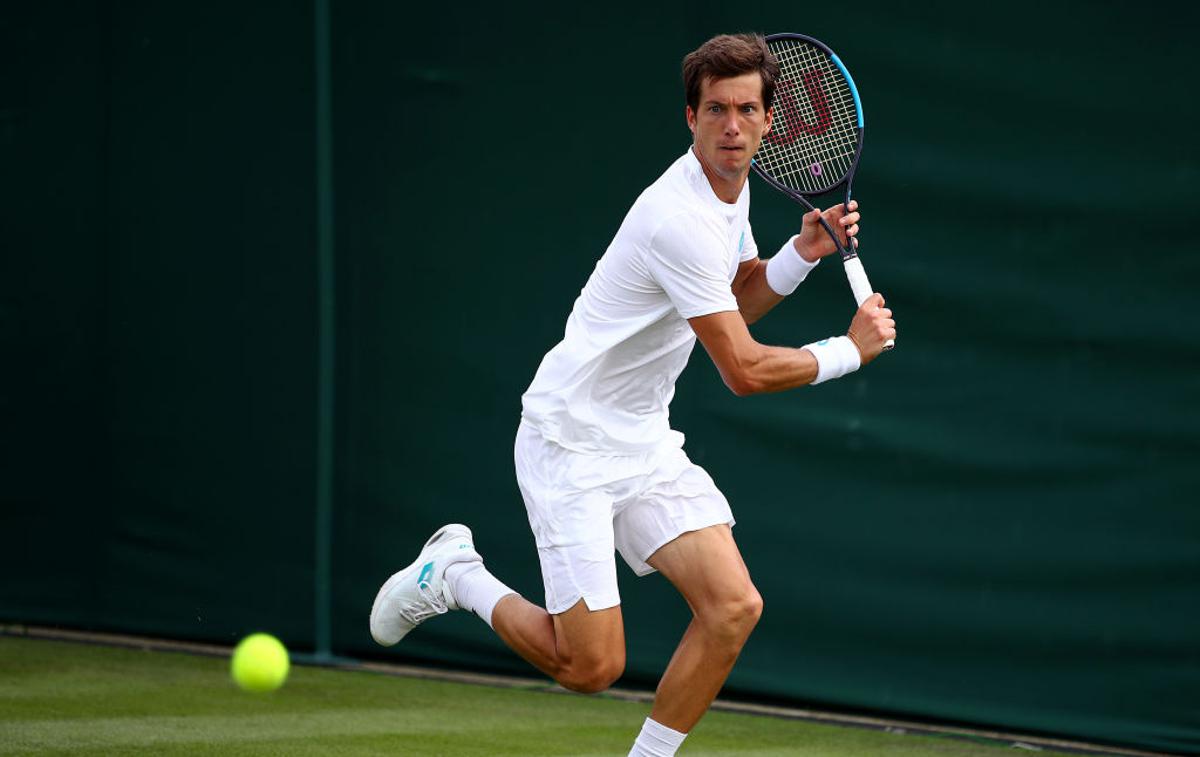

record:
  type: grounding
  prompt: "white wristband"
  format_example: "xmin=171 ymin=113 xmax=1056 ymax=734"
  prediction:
xmin=803 ymin=336 xmax=862 ymax=384
xmin=765 ymin=235 xmax=819 ymax=296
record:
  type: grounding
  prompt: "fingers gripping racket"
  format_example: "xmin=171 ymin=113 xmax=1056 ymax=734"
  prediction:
xmin=752 ymin=33 xmax=894 ymax=349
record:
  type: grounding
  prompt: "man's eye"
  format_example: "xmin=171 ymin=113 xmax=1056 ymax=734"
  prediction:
xmin=708 ymin=105 xmax=721 ymax=114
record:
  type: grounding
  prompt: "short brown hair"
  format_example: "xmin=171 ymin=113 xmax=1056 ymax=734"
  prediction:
xmin=682 ymin=33 xmax=780 ymax=112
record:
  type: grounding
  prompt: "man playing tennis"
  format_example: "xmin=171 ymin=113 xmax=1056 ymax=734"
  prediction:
xmin=370 ymin=33 xmax=896 ymax=756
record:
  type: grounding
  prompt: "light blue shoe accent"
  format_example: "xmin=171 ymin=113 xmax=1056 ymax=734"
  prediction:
xmin=417 ymin=561 xmax=434 ymax=588
xmin=368 ymin=524 xmax=480 ymax=647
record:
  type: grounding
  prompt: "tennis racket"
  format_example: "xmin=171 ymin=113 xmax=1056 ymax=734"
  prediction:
xmin=752 ymin=32 xmax=894 ymax=349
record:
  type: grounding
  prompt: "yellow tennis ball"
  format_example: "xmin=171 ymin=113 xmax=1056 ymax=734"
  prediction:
xmin=231 ymin=633 xmax=290 ymax=693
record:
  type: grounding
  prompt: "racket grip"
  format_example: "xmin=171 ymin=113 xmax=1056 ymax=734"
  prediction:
xmin=843 ymin=256 xmax=895 ymax=350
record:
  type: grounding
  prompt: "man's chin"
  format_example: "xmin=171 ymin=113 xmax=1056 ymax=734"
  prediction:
xmin=694 ymin=145 xmax=750 ymax=184
xmin=716 ymin=159 xmax=749 ymax=179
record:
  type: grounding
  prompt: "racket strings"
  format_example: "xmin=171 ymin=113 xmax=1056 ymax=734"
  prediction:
xmin=756 ymin=40 xmax=859 ymax=195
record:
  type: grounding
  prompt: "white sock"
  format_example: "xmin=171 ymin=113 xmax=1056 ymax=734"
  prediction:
xmin=628 ymin=717 xmax=687 ymax=757
xmin=444 ymin=561 xmax=516 ymax=629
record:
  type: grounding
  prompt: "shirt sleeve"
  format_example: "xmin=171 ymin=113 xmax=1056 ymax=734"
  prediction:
xmin=740 ymin=220 xmax=759 ymax=262
xmin=646 ymin=212 xmax=740 ymax=320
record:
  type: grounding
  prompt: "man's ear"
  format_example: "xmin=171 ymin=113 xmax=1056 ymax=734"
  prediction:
xmin=763 ymin=106 xmax=773 ymax=135
xmin=685 ymin=105 xmax=696 ymax=135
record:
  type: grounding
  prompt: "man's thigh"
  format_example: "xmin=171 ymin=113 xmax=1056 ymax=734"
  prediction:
xmin=552 ymin=599 xmax=626 ymax=669
xmin=613 ymin=445 xmax=735 ymax=578
xmin=646 ymin=524 xmax=757 ymax=612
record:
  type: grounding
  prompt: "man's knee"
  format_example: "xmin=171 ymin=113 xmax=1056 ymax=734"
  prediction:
xmin=700 ymin=584 xmax=763 ymax=643
xmin=557 ymin=653 xmax=625 ymax=694
xmin=550 ymin=601 xmax=625 ymax=693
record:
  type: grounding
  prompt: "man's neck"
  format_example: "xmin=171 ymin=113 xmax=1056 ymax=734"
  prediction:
xmin=691 ymin=144 xmax=746 ymax=204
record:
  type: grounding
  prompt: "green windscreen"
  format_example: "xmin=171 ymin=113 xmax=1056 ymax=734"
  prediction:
xmin=2 ymin=2 xmax=1196 ymax=754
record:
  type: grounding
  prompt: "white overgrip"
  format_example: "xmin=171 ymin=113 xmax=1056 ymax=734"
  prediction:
xmin=843 ymin=256 xmax=873 ymax=307
xmin=843 ymin=256 xmax=895 ymax=350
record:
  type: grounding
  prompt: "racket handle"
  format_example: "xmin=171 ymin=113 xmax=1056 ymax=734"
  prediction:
xmin=843 ymin=256 xmax=895 ymax=350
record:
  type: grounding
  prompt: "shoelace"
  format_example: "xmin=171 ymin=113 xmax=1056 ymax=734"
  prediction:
xmin=396 ymin=580 xmax=447 ymax=625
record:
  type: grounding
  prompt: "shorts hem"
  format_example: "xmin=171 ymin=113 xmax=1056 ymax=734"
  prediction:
xmin=546 ymin=591 xmax=621 ymax=616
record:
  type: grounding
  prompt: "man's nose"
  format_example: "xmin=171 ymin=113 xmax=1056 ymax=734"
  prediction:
xmin=723 ymin=110 xmax=740 ymax=134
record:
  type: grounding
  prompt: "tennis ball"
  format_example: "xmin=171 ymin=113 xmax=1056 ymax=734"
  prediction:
xmin=230 ymin=633 xmax=290 ymax=693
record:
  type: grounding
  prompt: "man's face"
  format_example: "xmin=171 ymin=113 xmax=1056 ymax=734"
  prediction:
xmin=686 ymin=73 xmax=773 ymax=182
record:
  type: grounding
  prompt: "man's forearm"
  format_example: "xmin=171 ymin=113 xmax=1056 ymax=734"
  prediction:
xmin=724 ymin=342 xmax=821 ymax=395
xmin=719 ymin=337 xmax=864 ymax=395
xmin=690 ymin=307 xmax=872 ymax=398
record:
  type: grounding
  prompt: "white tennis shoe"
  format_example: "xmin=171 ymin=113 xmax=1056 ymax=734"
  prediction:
xmin=369 ymin=523 xmax=481 ymax=647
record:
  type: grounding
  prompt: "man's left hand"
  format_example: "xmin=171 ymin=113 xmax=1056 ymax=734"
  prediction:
xmin=793 ymin=201 xmax=860 ymax=263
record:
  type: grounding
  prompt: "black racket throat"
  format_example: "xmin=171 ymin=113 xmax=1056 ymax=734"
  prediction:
xmin=752 ymin=165 xmax=861 ymax=263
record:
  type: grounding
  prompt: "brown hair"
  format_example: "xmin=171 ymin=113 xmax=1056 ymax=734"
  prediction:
xmin=682 ymin=33 xmax=779 ymax=112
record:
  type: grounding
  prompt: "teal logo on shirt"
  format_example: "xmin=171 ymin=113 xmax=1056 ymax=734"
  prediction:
xmin=738 ymin=230 xmax=745 ymax=254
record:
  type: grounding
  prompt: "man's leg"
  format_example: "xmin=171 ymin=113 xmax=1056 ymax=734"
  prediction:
xmin=644 ymin=524 xmax=763 ymax=732
xmin=489 ymin=595 xmax=625 ymax=694
xmin=371 ymin=525 xmax=627 ymax=694
xmin=490 ymin=421 xmax=630 ymax=694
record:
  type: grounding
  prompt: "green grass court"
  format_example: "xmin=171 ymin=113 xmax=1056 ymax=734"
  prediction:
xmin=0 ymin=636 xmax=1089 ymax=756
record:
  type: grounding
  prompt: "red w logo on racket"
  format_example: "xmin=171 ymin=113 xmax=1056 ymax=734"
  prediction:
xmin=766 ymin=71 xmax=831 ymax=145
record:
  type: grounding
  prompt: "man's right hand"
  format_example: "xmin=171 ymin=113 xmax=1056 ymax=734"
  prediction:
xmin=847 ymin=293 xmax=896 ymax=365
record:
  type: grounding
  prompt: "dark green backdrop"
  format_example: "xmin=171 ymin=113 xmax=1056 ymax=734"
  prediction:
xmin=3 ymin=1 xmax=1197 ymax=754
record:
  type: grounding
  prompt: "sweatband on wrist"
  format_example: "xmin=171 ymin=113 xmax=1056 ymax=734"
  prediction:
xmin=765 ymin=235 xmax=819 ymax=296
xmin=803 ymin=336 xmax=861 ymax=384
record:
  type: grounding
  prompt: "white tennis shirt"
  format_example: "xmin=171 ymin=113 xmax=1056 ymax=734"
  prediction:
xmin=521 ymin=148 xmax=758 ymax=455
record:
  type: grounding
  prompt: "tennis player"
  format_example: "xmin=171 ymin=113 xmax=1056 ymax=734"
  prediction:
xmin=371 ymin=33 xmax=896 ymax=756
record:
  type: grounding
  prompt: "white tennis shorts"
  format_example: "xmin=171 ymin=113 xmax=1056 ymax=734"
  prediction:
xmin=514 ymin=421 xmax=734 ymax=615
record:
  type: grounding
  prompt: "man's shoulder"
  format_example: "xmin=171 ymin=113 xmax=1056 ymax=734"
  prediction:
xmin=631 ymin=155 xmax=718 ymax=229
xmin=608 ymin=150 xmax=732 ymax=268
xmin=631 ymin=156 xmax=682 ymax=207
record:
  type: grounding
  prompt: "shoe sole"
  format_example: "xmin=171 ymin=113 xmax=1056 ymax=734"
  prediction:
xmin=369 ymin=523 xmax=473 ymax=646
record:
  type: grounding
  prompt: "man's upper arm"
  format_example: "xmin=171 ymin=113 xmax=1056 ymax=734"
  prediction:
xmin=688 ymin=309 xmax=762 ymax=396
xmin=731 ymin=257 xmax=762 ymax=298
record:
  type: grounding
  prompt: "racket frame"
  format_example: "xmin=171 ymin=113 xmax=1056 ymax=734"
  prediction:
xmin=751 ymin=32 xmax=866 ymax=266
xmin=752 ymin=32 xmax=894 ymax=349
